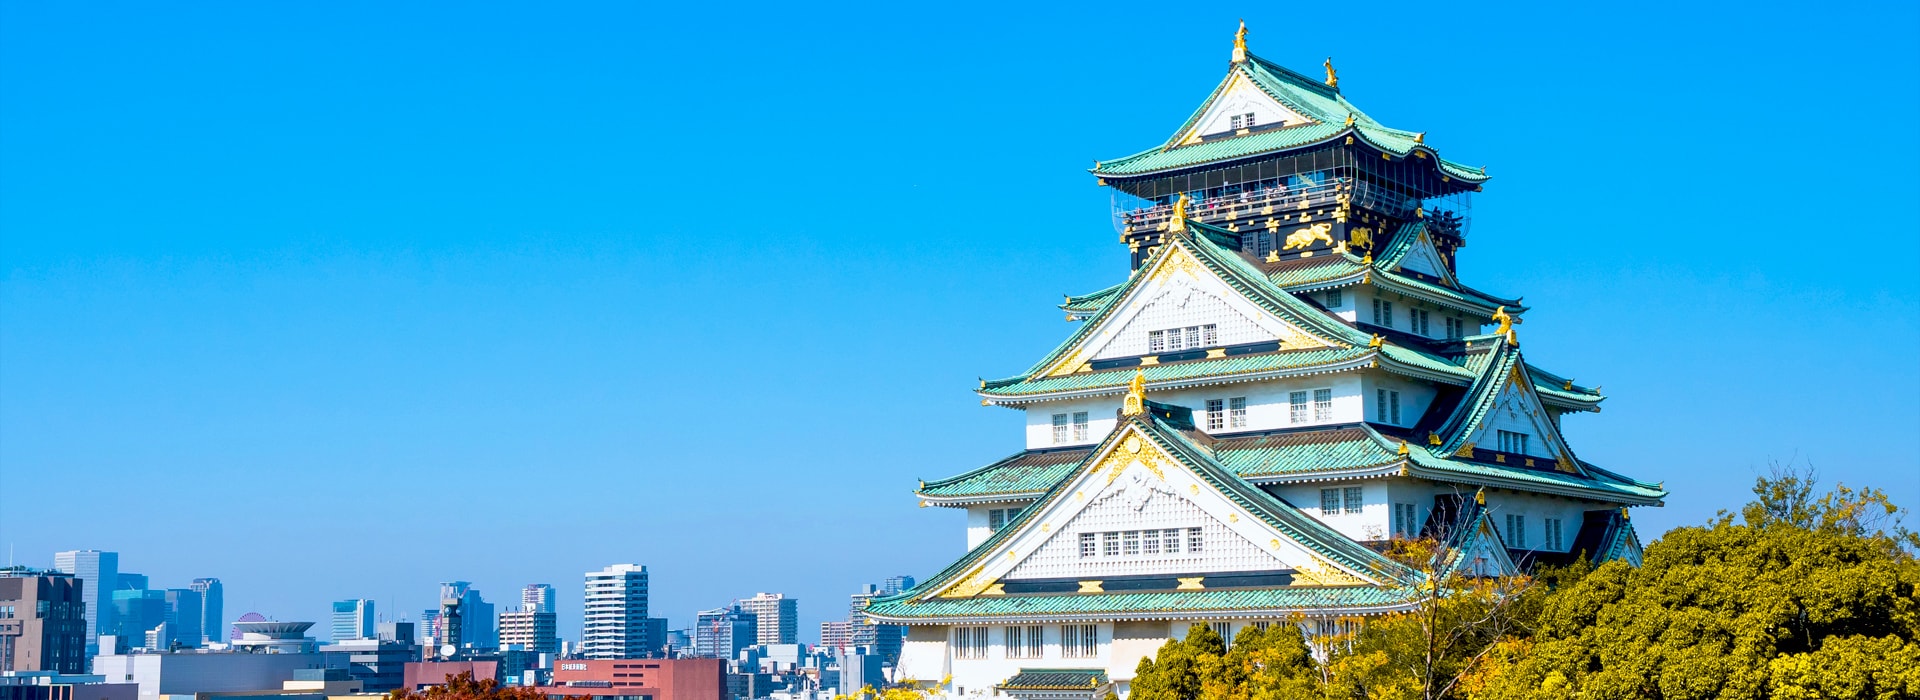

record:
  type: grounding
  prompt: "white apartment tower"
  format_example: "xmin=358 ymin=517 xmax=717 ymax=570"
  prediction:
xmin=741 ymin=592 xmax=798 ymax=646
xmin=52 ymin=549 xmax=117 ymax=653
xmin=581 ymin=564 xmax=649 ymax=659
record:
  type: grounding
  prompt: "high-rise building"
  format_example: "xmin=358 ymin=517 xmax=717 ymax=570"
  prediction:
xmin=581 ymin=564 xmax=649 ymax=659
xmin=860 ymin=28 xmax=1668 ymax=696
xmin=739 ymin=593 xmax=797 ymax=646
xmin=520 ymin=584 xmax=554 ymax=614
xmin=331 ymin=599 xmax=375 ymax=641
xmin=819 ymin=621 xmax=850 ymax=652
xmin=497 ymin=608 xmax=558 ymax=656
xmin=437 ymin=582 xmax=496 ymax=650
xmin=692 ymin=606 xmax=755 ymax=660
xmin=0 ymin=568 xmax=87 ymax=673
xmin=846 ymin=584 xmax=903 ymax=666
xmin=324 ymin=621 xmax=419 ymax=692
xmin=880 ymin=577 xmax=915 ymax=596
xmin=190 ymin=578 xmax=225 ymax=644
xmin=162 ymin=588 xmax=203 ymax=648
xmin=109 ymin=588 xmax=166 ymax=650
xmin=51 ymin=550 xmax=117 ymax=653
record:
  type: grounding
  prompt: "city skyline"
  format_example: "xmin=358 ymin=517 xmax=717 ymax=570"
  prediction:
xmin=3 ymin=0 xmax=1917 ymax=671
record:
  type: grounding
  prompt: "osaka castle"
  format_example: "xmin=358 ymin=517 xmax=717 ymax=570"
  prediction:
xmin=861 ymin=23 xmax=1666 ymax=700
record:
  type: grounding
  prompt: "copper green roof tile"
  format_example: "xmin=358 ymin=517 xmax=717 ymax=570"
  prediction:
xmin=919 ymin=448 xmax=1091 ymax=501
xmin=864 ymin=585 xmax=1420 ymax=621
xmin=982 ymin=347 xmax=1374 ymax=399
xmin=1061 ymin=282 xmax=1126 ymax=314
xmin=1209 ymin=427 xmax=1400 ymax=477
xmin=999 ymin=670 xmax=1110 ymax=690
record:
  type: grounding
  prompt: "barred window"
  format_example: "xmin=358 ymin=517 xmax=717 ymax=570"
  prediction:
xmin=1079 ymin=533 xmax=1097 ymax=558
xmin=1413 ymin=309 xmax=1431 ymax=336
xmin=1505 ymin=514 xmax=1527 ymax=548
xmin=1343 ymin=487 xmax=1364 ymax=514
xmin=1122 ymin=530 xmax=1140 ymax=556
xmin=1148 ymin=330 xmax=1166 ymax=353
xmin=1326 ymin=289 xmax=1343 ymax=307
xmin=953 ymin=627 xmax=988 ymax=659
xmin=1072 ymin=412 xmax=1089 ymax=441
xmin=1229 ymin=397 xmax=1247 ymax=428
xmin=1051 ymin=413 xmax=1069 ymax=444
xmin=989 ymin=508 xmax=1006 ymax=531
xmin=1142 ymin=529 xmax=1161 ymax=555
xmin=1211 ymin=622 xmax=1235 ymax=648
xmin=1497 ymin=430 xmax=1530 ymax=455
xmin=1545 ymin=518 xmax=1564 ymax=550
xmin=1321 ymin=488 xmax=1341 ymax=516
xmin=1393 ymin=503 xmax=1419 ymax=538
xmin=1313 ymin=388 xmax=1333 ymax=420
xmin=1102 ymin=532 xmax=1120 ymax=557
xmin=1290 ymin=391 xmax=1309 ymax=423
xmin=1163 ymin=528 xmax=1184 ymax=553
xmin=1188 ymin=527 xmax=1204 ymax=552
xmin=1206 ymin=399 xmax=1225 ymax=431
xmin=1005 ymin=625 xmax=1043 ymax=659
xmin=1061 ymin=624 xmax=1098 ymax=658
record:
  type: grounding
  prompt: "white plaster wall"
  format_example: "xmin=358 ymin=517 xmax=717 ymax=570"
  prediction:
xmin=1091 ymin=277 xmax=1273 ymax=360
xmin=897 ymin=626 xmax=950 ymax=685
xmin=1360 ymin=371 xmax=1440 ymax=429
xmin=1007 ymin=476 xmax=1285 ymax=580
xmin=1267 ymin=481 xmax=1391 ymax=542
xmin=965 ymin=506 xmax=993 ymax=550
xmin=1190 ymin=76 xmax=1308 ymax=137
xmin=1472 ymin=384 xmax=1559 ymax=460
xmin=1019 ymin=374 xmax=1366 ymax=449
xmin=1479 ymin=490 xmax=1601 ymax=552
xmin=945 ymin=623 xmax=1110 ymax=699
xmin=1316 ymin=289 xmax=1357 ymax=323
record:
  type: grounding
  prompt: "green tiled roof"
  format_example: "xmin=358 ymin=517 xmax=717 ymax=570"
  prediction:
xmin=864 ymin=585 xmax=1420 ymax=621
xmin=1092 ymin=53 xmax=1487 ymax=182
xmin=999 ymin=669 xmax=1110 ymax=690
xmin=982 ymin=347 xmax=1373 ymax=399
xmin=920 ymin=448 xmax=1090 ymax=501
xmin=1061 ymin=282 xmax=1125 ymax=314
xmin=1207 ymin=427 xmax=1399 ymax=477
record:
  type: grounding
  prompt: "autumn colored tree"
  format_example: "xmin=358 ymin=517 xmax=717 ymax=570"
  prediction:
xmin=1472 ymin=468 xmax=1920 ymax=699
xmin=386 ymin=671 xmax=547 ymax=700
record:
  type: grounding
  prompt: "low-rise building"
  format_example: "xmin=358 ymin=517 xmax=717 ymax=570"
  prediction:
xmin=90 ymin=650 xmax=326 ymax=700
xmin=540 ymin=658 xmax=723 ymax=700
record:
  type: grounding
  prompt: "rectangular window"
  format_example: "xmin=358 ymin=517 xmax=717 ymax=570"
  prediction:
xmin=1188 ymin=527 xmax=1204 ymax=552
xmin=1326 ymin=289 xmax=1343 ymax=307
xmin=1061 ymin=624 xmax=1098 ymax=658
xmin=1142 ymin=529 xmax=1161 ymax=555
xmin=1393 ymin=503 xmax=1419 ymax=538
xmin=1052 ymin=414 xmax=1069 ymax=444
xmin=1122 ymin=530 xmax=1141 ymax=556
xmin=989 ymin=509 xmax=1006 ymax=531
xmin=1414 ymin=309 xmax=1430 ymax=336
xmin=1211 ymin=622 xmax=1234 ymax=649
xmin=1072 ymin=412 xmax=1089 ymax=441
xmin=1229 ymin=397 xmax=1247 ymax=429
xmin=1321 ymin=488 xmax=1341 ymax=516
xmin=1206 ymin=399 xmax=1225 ymax=431
xmin=1289 ymin=391 xmax=1309 ymax=424
xmin=1497 ymin=430 xmax=1530 ymax=455
xmin=1505 ymin=514 xmax=1527 ymax=549
xmin=1391 ymin=391 xmax=1401 ymax=424
xmin=1148 ymin=330 xmax=1165 ymax=353
xmin=1202 ymin=324 xmax=1218 ymax=346
xmin=1445 ymin=317 xmax=1464 ymax=338
xmin=1163 ymin=528 xmax=1183 ymax=554
xmin=1546 ymin=518 xmax=1564 ymax=550
xmin=1230 ymin=114 xmax=1244 ymax=130
xmin=1103 ymin=532 xmax=1120 ymax=557
xmin=954 ymin=627 xmax=988 ymax=659
xmin=1376 ymin=389 xmax=1387 ymax=423
xmin=1372 ymin=299 xmax=1395 ymax=327
xmin=1079 ymin=533 xmax=1097 ymax=558
xmin=1005 ymin=625 xmax=1043 ymax=659
xmin=1343 ymin=487 xmax=1364 ymax=514
xmin=1313 ymin=388 xmax=1333 ymax=420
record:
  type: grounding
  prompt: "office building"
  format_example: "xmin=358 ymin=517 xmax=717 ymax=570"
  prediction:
xmin=436 ymin=582 xmax=495 ymax=651
xmin=581 ymin=565 xmax=648 ymax=659
xmin=188 ymin=578 xmax=223 ymax=645
xmin=107 ymin=590 xmax=165 ymax=651
xmin=496 ymin=609 xmax=557 ymax=656
xmin=692 ymin=606 xmax=754 ymax=661
xmin=520 ymin=584 xmax=554 ymax=614
xmin=93 ymin=648 xmax=325 ymax=700
xmin=321 ymin=624 xmax=418 ymax=693
xmin=846 ymin=585 xmax=902 ymax=666
xmin=880 ymin=577 xmax=914 ymax=596
xmin=0 ymin=568 xmax=87 ymax=673
xmin=539 ymin=658 xmax=724 ymax=700
xmin=331 ymin=600 xmax=375 ymax=641
xmin=819 ymin=621 xmax=849 ymax=652
xmin=739 ymin=593 xmax=797 ymax=646
xmin=49 ymin=551 xmax=116 ymax=654
xmin=160 ymin=590 xmax=201 ymax=649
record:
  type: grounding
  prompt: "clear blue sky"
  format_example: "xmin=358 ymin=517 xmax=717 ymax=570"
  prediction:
xmin=3 ymin=1 xmax=1915 ymax=644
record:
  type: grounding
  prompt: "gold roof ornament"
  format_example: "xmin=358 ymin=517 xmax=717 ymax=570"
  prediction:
xmin=1414 ymin=132 xmax=1425 ymax=144
xmin=1324 ymin=57 xmax=1339 ymax=89
xmin=1231 ymin=20 xmax=1248 ymax=63
xmin=1368 ymin=334 xmax=1383 ymax=349
xmin=1428 ymin=432 xmax=1443 ymax=446
xmin=1168 ymin=193 xmax=1190 ymax=233
xmin=1491 ymin=306 xmax=1514 ymax=335
xmin=1344 ymin=112 xmax=1355 ymax=127
xmin=1397 ymin=440 xmax=1409 ymax=456
xmin=1475 ymin=489 xmax=1486 ymax=506
xmin=1121 ymin=369 xmax=1148 ymax=416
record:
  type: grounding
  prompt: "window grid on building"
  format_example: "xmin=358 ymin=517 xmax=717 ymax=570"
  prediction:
xmin=1206 ymin=399 xmax=1225 ymax=431
xmin=953 ymin=627 xmax=988 ymax=659
xmin=1148 ymin=324 xmax=1219 ymax=353
xmin=1326 ymin=289 xmax=1343 ymax=307
xmin=1545 ymin=518 xmax=1564 ymax=550
xmin=1290 ymin=391 xmax=1309 ymax=423
xmin=1505 ymin=514 xmax=1527 ymax=549
xmin=1071 ymin=412 xmax=1089 ymax=441
xmin=1372 ymin=299 xmax=1394 ymax=327
xmin=1228 ymin=397 xmax=1247 ymax=429
xmin=1313 ymin=389 xmax=1333 ymax=420
xmin=1393 ymin=502 xmax=1419 ymax=539
xmin=1051 ymin=413 xmax=1069 ymax=444
xmin=988 ymin=507 xmax=1021 ymax=532
xmin=1413 ymin=309 xmax=1430 ymax=336
xmin=1078 ymin=533 xmax=1097 ymax=558
xmin=1343 ymin=487 xmax=1363 ymax=514
xmin=1188 ymin=527 xmax=1204 ymax=552
xmin=1005 ymin=625 xmax=1043 ymax=659
xmin=1497 ymin=430 xmax=1530 ymax=455
xmin=1375 ymin=389 xmax=1402 ymax=424
xmin=1102 ymin=532 xmax=1120 ymax=557
xmin=1061 ymin=624 xmax=1097 ymax=658
xmin=1210 ymin=622 xmax=1235 ymax=648
xmin=1321 ymin=488 xmax=1341 ymax=516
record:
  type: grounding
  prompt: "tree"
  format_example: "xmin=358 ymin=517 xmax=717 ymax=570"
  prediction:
xmin=1472 ymin=468 xmax=1920 ymax=699
xmin=1129 ymin=623 xmax=1321 ymax=700
xmin=386 ymin=671 xmax=546 ymax=700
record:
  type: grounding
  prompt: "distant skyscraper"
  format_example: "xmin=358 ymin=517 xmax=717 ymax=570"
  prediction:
xmin=189 ymin=578 xmax=224 ymax=644
xmin=581 ymin=564 xmax=649 ymax=659
xmin=740 ymin=592 xmax=798 ymax=646
xmin=881 ymin=576 xmax=915 ymax=596
xmin=0 ymin=568 xmax=87 ymax=673
xmin=51 ymin=549 xmax=117 ymax=653
xmin=109 ymin=588 xmax=166 ymax=649
xmin=115 ymin=573 xmax=147 ymax=592
xmin=437 ymin=582 xmax=496 ymax=650
xmin=521 ymin=584 xmax=554 ymax=614
xmin=848 ymin=583 xmax=903 ymax=665
xmin=332 ymin=599 xmax=376 ymax=641
xmin=162 ymin=588 xmax=203 ymax=648
xmin=498 ymin=608 xmax=558 ymax=655
xmin=694 ymin=605 xmax=756 ymax=660
xmin=820 ymin=621 xmax=850 ymax=651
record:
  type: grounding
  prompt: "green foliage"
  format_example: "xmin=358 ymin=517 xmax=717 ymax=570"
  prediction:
xmin=1130 ymin=623 xmax=1322 ymax=700
xmin=1474 ymin=469 xmax=1920 ymax=700
xmin=387 ymin=671 xmax=546 ymax=700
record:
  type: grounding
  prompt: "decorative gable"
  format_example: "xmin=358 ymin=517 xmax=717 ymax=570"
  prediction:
xmin=1172 ymin=71 xmax=1312 ymax=147
xmin=1465 ymin=365 xmax=1582 ymax=474
xmin=921 ymin=421 xmax=1384 ymax=601
xmin=1395 ymin=231 xmax=1453 ymax=281
xmin=1046 ymin=242 xmax=1335 ymax=375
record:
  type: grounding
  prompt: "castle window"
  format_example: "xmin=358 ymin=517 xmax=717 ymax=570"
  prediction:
xmin=1504 ymin=514 xmax=1527 ymax=548
xmin=1148 ymin=330 xmax=1165 ymax=353
xmin=1142 ymin=529 xmax=1161 ymax=554
xmin=1314 ymin=389 xmax=1334 ymax=420
xmin=1393 ymin=503 xmax=1419 ymax=538
xmin=1445 ymin=317 xmax=1465 ymax=338
xmin=1206 ymin=399 xmax=1225 ymax=431
xmin=1229 ymin=397 xmax=1247 ymax=428
xmin=1413 ymin=309 xmax=1431 ymax=336
xmin=1497 ymin=430 xmax=1530 ymax=455
xmin=1343 ymin=487 xmax=1364 ymax=514
xmin=953 ymin=627 xmax=988 ymax=659
xmin=1545 ymin=518 xmax=1564 ymax=550
xmin=1321 ymin=489 xmax=1341 ymax=516
xmin=1188 ymin=527 xmax=1204 ymax=552
xmin=1326 ymin=289 xmax=1343 ymax=307
xmin=1151 ymin=324 xmax=1218 ymax=353
xmin=1102 ymin=532 xmax=1120 ymax=557
xmin=1163 ymin=528 xmax=1184 ymax=554
xmin=1375 ymin=389 xmax=1402 ymax=424
xmin=1122 ymin=530 xmax=1141 ymax=555
xmin=1061 ymin=624 xmax=1098 ymax=658
xmin=1005 ymin=625 xmax=1043 ymax=659
xmin=1230 ymin=113 xmax=1255 ymax=130
xmin=1373 ymin=299 xmax=1394 ymax=327
xmin=1255 ymin=233 xmax=1273 ymax=256
xmin=1072 ymin=412 xmax=1089 ymax=441
xmin=1051 ymin=414 xmax=1069 ymax=444
xmin=1211 ymin=622 xmax=1235 ymax=648
xmin=1290 ymin=391 xmax=1310 ymax=423
xmin=1079 ymin=533 xmax=1097 ymax=558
